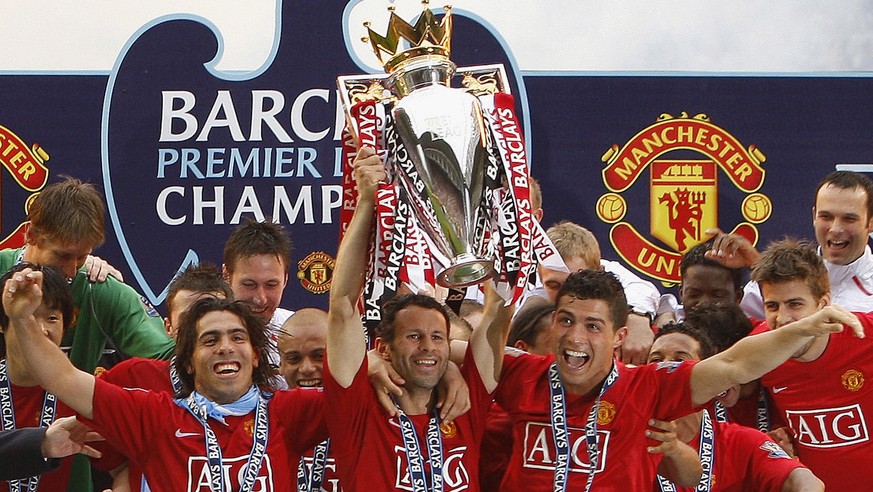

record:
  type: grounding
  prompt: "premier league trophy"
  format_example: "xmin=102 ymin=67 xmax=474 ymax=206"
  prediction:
xmin=388 ymin=57 xmax=492 ymax=287
xmin=338 ymin=2 xmax=535 ymax=304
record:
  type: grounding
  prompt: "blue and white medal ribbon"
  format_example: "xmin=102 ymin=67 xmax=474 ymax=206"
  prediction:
xmin=548 ymin=361 xmax=619 ymax=492
xmin=296 ymin=438 xmax=330 ymax=492
xmin=180 ymin=392 xmax=270 ymax=492
xmin=695 ymin=410 xmax=716 ymax=491
xmin=393 ymin=398 xmax=444 ymax=492
xmin=656 ymin=410 xmax=716 ymax=492
xmin=713 ymin=387 xmax=769 ymax=431
xmin=0 ymin=358 xmax=58 ymax=492
xmin=169 ymin=355 xmax=182 ymax=394
xmin=756 ymin=386 xmax=771 ymax=432
xmin=713 ymin=400 xmax=728 ymax=423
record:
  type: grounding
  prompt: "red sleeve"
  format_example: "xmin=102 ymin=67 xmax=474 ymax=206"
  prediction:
xmin=647 ymin=360 xmax=702 ymax=421
xmin=322 ymin=355 xmax=374 ymax=474
xmin=458 ymin=345 xmax=494 ymax=439
xmin=493 ymin=349 xmax=546 ymax=411
xmin=88 ymin=440 xmax=127 ymax=473
xmin=89 ymin=358 xmax=145 ymax=472
xmin=81 ymin=378 xmax=170 ymax=463
xmin=722 ymin=423 xmax=805 ymax=490
xmin=270 ymin=387 xmax=328 ymax=453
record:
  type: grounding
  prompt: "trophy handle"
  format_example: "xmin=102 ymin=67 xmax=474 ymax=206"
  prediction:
xmin=337 ymin=74 xmax=394 ymax=142
xmin=337 ymin=63 xmax=511 ymax=139
xmin=455 ymin=64 xmax=512 ymax=96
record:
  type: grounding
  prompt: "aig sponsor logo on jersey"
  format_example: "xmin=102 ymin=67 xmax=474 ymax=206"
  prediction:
xmin=392 ymin=445 xmax=471 ymax=491
xmin=522 ymin=422 xmax=610 ymax=473
xmin=785 ymin=404 xmax=869 ymax=449
xmin=187 ymin=455 xmax=274 ymax=491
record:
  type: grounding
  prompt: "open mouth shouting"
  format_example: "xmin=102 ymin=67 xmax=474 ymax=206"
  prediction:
xmin=563 ymin=349 xmax=591 ymax=370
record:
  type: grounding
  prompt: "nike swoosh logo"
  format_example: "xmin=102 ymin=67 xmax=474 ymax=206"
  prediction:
xmin=175 ymin=429 xmax=201 ymax=438
xmin=772 ymin=386 xmax=788 ymax=393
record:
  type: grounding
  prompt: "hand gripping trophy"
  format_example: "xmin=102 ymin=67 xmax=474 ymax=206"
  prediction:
xmin=338 ymin=2 xmax=536 ymax=314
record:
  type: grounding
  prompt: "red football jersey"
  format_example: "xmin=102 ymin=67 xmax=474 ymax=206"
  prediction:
xmin=479 ymin=401 xmax=513 ymax=491
xmin=0 ymin=383 xmax=75 ymax=492
xmin=85 ymin=378 xmax=327 ymax=492
xmin=99 ymin=357 xmax=174 ymax=393
xmin=496 ymin=352 xmax=700 ymax=492
xmin=656 ymin=415 xmax=805 ymax=492
xmin=91 ymin=357 xmax=175 ymax=487
xmin=298 ymin=440 xmax=343 ymax=492
xmin=324 ymin=348 xmax=492 ymax=491
xmin=761 ymin=313 xmax=873 ymax=492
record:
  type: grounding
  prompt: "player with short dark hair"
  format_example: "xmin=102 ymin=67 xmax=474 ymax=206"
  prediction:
xmin=647 ymin=322 xmax=823 ymax=491
xmin=223 ymin=219 xmax=295 ymax=388
xmin=0 ymin=264 xmax=78 ymax=491
xmin=493 ymin=264 xmax=862 ymax=490
xmin=531 ymin=220 xmax=661 ymax=365
xmin=223 ymin=218 xmax=293 ymax=327
xmin=708 ymin=170 xmax=873 ymax=318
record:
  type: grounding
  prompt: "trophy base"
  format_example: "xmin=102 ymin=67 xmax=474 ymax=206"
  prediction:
xmin=436 ymin=254 xmax=494 ymax=288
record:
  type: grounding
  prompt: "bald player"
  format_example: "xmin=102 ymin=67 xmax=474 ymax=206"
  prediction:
xmin=278 ymin=308 xmax=328 ymax=390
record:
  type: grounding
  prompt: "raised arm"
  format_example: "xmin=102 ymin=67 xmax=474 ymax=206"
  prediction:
xmin=327 ymin=146 xmax=386 ymax=388
xmin=704 ymin=227 xmax=760 ymax=269
xmin=3 ymin=269 xmax=96 ymax=418
xmin=690 ymin=305 xmax=863 ymax=406
xmin=469 ymin=282 xmax=514 ymax=393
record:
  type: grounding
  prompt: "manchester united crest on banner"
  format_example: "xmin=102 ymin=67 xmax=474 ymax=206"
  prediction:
xmin=650 ymin=160 xmax=717 ymax=252
xmin=297 ymin=251 xmax=336 ymax=294
xmin=598 ymin=112 xmax=772 ymax=285
xmin=0 ymin=125 xmax=51 ymax=249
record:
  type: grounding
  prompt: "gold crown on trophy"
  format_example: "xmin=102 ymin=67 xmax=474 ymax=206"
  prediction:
xmin=362 ymin=1 xmax=453 ymax=73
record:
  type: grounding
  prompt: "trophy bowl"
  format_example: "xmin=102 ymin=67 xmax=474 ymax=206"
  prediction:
xmin=389 ymin=59 xmax=494 ymax=288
